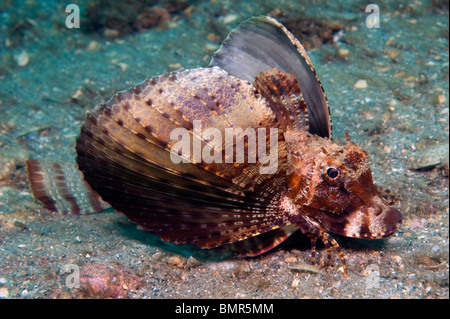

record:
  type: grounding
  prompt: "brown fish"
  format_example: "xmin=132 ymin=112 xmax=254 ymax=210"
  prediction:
xmin=27 ymin=16 xmax=402 ymax=275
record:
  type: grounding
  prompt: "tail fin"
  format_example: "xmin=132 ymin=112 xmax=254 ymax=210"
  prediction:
xmin=26 ymin=160 xmax=111 ymax=215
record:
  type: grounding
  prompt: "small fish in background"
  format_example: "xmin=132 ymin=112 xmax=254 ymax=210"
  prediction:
xmin=27 ymin=16 xmax=402 ymax=276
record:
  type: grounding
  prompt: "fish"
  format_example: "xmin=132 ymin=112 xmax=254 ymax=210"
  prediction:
xmin=27 ymin=16 xmax=402 ymax=275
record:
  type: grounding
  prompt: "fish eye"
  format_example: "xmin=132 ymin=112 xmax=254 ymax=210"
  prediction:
xmin=322 ymin=164 xmax=345 ymax=185
xmin=326 ymin=167 xmax=339 ymax=179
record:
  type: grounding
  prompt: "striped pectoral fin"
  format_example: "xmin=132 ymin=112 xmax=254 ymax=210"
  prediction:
xmin=26 ymin=160 xmax=111 ymax=215
xmin=212 ymin=224 xmax=300 ymax=258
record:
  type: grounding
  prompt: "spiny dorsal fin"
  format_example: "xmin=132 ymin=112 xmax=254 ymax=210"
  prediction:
xmin=211 ymin=16 xmax=332 ymax=139
xmin=253 ymin=68 xmax=309 ymax=133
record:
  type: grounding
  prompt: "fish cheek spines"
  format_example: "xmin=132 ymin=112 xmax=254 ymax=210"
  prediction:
xmin=342 ymin=141 xmax=378 ymax=200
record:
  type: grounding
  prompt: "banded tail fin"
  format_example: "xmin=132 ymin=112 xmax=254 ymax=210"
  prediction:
xmin=26 ymin=160 xmax=111 ymax=215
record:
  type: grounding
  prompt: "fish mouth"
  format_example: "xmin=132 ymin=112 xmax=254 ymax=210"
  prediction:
xmin=305 ymin=199 xmax=403 ymax=240
xmin=340 ymin=203 xmax=402 ymax=239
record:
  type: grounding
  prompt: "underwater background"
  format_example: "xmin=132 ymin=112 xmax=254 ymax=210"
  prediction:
xmin=0 ymin=0 xmax=448 ymax=298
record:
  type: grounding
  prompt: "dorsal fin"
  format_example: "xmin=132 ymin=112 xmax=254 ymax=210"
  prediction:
xmin=253 ymin=68 xmax=309 ymax=133
xmin=211 ymin=16 xmax=332 ymax=139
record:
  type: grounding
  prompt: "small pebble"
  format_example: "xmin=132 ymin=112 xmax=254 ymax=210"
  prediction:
xmin=362 ymin=111 xmax=374 ymax=120
xmin=168 ymin=63 xmax=182 ymax=70
xmin=377 ymin=66 xmax=391 ymax=73
xmin=291 ymin=278 xmax=301 ymax=288
xmin=207 ymin=33 xmax=220 ymax=42
xmin=222 ymin=14 xmax=239 ymax=24
xmin=204 ymin=43 xmax=219 ymax=52
xmin=338 ymin=48 xmax=350 ymax=57
xmin=185 ymin=256 xmax=201 ymax=269
xmin=14 ymin=50 xmax=29 ymax=66
xmin=166 ymin=255 xmax=187 ymax=268
xmin=354 ymin=79 xmax=368 ymax=89
xmin=404 ymin=76 xmax=417 ymax=82
xmin=117 ymin=62 xmax=128 ymax=72
xmin=386 ymin=50 xmax=399 ymax=58
xmin=0 ymin=287 xmax=9 ymax=298
xmin=86 ymin=40 xmax=100 ymax=51
xmin=394 ymin=71 xmax=405 ymax=78
xmin=391 ymin=255 xmax=404 ymax=269
xmin=151 ymin=251 xmax=163 ymax=261
xmin=431 ymin=245 xmax=440 ymax=253
xmin=437 ymin=95 xmax=447 ymax=106
xmin=103 ymin=28 xmax=119 ymax=38
xmin=284 ymin=256 xmax=298 ymax=263
xmin=388 ymin=99 xmax=398 ymax=107
xmin=385 ymin=37 xmax=395 ymax=46
xmin=71 ymin=88 xmax=83 ymax=99
xmin=291 ymin=262 xmax=321 ymax=274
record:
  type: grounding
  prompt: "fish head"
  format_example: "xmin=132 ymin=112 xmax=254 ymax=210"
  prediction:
xmin=286 ymin=132 xmax=402 ymax=239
